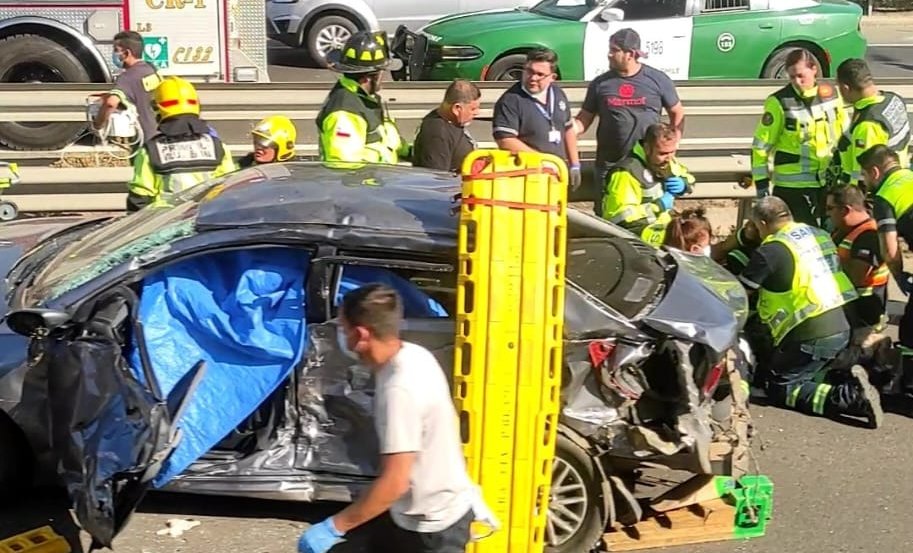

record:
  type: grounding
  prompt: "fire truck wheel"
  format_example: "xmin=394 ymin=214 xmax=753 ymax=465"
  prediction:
xmin=0 ymin=34 xmax=91 ymax=150
xmin=306 ymin=15 xmax=359 ymax=67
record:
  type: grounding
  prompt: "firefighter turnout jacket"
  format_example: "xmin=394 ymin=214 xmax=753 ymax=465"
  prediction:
xmin=128 ymin=115 xmax=236 ymax=209
xmin=757 ymin=222 xmax=858 ymax=346
xmin=833 ymin=92 xmax=911 ymax=186
xmin=316 ymin=76 xmax=411 ymax=164
xmin=752 ymin=82 xmax=847 ymax=190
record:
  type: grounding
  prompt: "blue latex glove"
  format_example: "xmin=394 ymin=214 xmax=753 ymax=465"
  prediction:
xmin=656 ymin=192 xmax=675 ymax=212
xmin=569 ymin=164 xmax=582 ymax=191
xmin=755 ymin=178 xmax=771 ymax=198
xmin=663 ymin=175 xmax=687 ymax=196
xmin=298 ymin=518 xmax=344 ymax=553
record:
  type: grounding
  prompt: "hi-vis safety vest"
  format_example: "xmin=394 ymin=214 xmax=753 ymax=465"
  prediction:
xmin=316 ymin=76 xmax=410 ymax=164
xmin=600 ymin=143 xmax=693 ymax=237
xmin=834 ymin=219 xmax=889 ymax=297
xmin=836 ymin=92 xmax=911 ymax=185
xmin=751 ymin=83 xmax=846 ymax=189
xmin=874 ymin=167 xmax=913 ymax=243
xmin=129 ymin=132 xmax=236 ymax=205
xmin=757 ymin=222 xmax=857 ymax=345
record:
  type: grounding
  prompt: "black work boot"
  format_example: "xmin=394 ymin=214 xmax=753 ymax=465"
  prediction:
xmin=826 ymin=365 xmax=884 ymax=429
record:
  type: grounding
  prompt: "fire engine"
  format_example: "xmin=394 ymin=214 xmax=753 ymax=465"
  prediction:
xmin=0 ymin=0 xmax=269 ymax=150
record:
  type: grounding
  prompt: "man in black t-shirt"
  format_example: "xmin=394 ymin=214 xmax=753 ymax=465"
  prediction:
xmin=492 ymin=48 xmax=580 ymax=190
xmin=413 ymin=79 xmax=481 ymax=173
xmin=825 ymin=185 xmax=888 ymax=339
xmin=573 ymin=28 xmax=685 ymax=187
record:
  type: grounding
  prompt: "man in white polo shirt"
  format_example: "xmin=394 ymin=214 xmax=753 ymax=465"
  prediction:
xmin=298 ymin=283 xmax=490 ymax=553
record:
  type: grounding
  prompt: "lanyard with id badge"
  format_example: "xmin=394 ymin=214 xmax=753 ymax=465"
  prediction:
xmin=530 ymin=87 xmax=562 ymax=144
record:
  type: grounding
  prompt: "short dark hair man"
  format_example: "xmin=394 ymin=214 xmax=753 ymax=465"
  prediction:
xmin=830 ymin=58 xmax=911 ymax=187
xmin=297 ymin=284 xmax=493 ymax=553
xmin=413 ymin=79 xmax=481 ymax=172
xmin=574 ymin=28 xmax=685 ymax=189
xmin=492 ymin=48 xmax=581 ymax=189
xmin=93 ymin=30 xmax=161 ymax=143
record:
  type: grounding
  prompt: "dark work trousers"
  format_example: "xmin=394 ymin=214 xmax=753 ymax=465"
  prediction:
xmin=900 ymin=294 xmax=913 ymax=393
xmin=368 ymin=509 xmax=473 ymax=553
xmin=773 ymin=186 xmax=827 ymax=228
xmin=766 ymin=330 xmax=850 ymax=415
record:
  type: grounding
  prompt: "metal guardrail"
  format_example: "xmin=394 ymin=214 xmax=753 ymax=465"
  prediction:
xmin=1 ymin=79 xmax=912 ymax=123
xmin=2 ymin=79 xmax=911 ymax=212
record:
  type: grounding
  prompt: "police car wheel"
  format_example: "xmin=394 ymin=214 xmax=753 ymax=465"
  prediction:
xmin=0 ymin=202 xmax=17 ymax=221
xmin=486 ymin=54 xmax=529 ymax=81
xmin=761 ymin=46 xmax=823 ymax=79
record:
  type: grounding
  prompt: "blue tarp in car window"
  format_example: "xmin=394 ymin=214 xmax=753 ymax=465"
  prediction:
xmin=128 ymin=248 xmax=309 ymax=487
xmin=335 ymin=265 xmax=448 ymax=318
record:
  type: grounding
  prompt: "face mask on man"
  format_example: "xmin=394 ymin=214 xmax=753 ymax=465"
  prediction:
xmin=112 ymin=50 xmax=125 ymax=69
xmin=337 ymin=326 xmax=359 ymax=361
xmin=702 ymin=244 xmax=712 ymax=257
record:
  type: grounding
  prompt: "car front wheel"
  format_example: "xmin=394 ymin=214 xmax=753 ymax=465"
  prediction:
xmin=761 ymin=46 xmax=824 ymax=79
xmin=306 ymin=15 xmax=358 ymax=66
xmin=546 ymin=432 xmax=607 ymax=553
xmin=486 ymin=53 xmax=528 ymax=81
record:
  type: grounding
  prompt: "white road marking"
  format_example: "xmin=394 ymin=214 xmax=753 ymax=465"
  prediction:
xmin=869 ymin=43 xmax=913 ymax=47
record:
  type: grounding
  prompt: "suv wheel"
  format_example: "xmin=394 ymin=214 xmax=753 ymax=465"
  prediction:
xmin=306 ymin=15 xmax=358 ymax=66
xmin=546 ymin=433 xmax=606 ymax=553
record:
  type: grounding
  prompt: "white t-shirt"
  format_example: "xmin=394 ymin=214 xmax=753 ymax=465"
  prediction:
xmin=374 ymin=341 xmax=473 ymax=532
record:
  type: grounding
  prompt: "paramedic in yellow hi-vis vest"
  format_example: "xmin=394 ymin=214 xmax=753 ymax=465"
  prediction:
xmin=600 ymin=122 xmax=695 ymax=246
xmin=861 ymin=145 xmax=913 ymax=398
xmin=831 ymin=58 xmax=911 ymax=189
xmin=317 ymin=31 xmax=412 ymax=164
xmin=126 ymin=77 xmax=236 ymax=212
xmin=738 ymin=196 xmax=882 ymax=428
xmin=751 ymin=48 xmax=848 ymax=227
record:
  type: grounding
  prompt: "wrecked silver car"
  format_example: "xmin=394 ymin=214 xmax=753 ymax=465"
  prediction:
xmin=0 ymin=162 xmax=752 ymax=552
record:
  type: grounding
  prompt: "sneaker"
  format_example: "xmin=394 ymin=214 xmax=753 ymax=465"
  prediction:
xmin=849 ymin=365 xmax=884 ymax=429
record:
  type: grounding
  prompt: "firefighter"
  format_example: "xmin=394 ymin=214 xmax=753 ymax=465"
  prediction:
xmin=600 ymin=122 xmax=694 ymax=245
xmin=126 ymin=76 xmax=235 ymax=212
xmin=825 ymin=184 xmax=889 ymax=342
xmin=751 ymin=48 xmax=847 ymax=227
xmin=861 ymin=145 xmax=913 ymax=396
xmin=738 ymin=196 xmax=882 ymax=428
xmin=238 ymin=115 xmax=297 ymax=169
xmin=316 ymin=31 xmax=411 ymax=164
xmin=830 ymin=58 xmax=911 ymax=189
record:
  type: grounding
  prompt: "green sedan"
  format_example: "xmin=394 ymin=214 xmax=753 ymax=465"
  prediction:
xmin=389 ymin=0 xmax=867 ymax=81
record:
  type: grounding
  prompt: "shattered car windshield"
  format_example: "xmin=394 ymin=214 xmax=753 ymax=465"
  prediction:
xmin=668 ymin=249 xmax=749 ymax=327
xmin=25 ymin=170 xmax=270 ymax=306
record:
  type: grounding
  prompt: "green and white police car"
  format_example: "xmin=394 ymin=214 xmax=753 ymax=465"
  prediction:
xmin=390 ymin=0 xmax=867 ymax=81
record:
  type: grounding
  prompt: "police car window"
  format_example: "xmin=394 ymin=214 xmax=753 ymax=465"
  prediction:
xmin=613 ymin=0 xmax=688 ymax=19
xmin=530 ymin=0 xmax=600 ymax=20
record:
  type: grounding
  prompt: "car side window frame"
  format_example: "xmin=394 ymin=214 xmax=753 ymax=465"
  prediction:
xmin=612 ymin=0 xmax=690 ymax=20
xmin=307 ymin=253 xmax=455 ymax=324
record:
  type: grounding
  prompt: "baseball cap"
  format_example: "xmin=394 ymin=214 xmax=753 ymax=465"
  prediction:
xmin=610 ymin=28 xmax=646 ymax=58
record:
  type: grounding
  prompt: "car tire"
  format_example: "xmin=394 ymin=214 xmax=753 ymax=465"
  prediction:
xmin=761 ymin=46 xmax=823 ymax=79
xmin=546 ymin=432 xmax=606 ymax=553
xmin=0 ymin=34 xmax=91 ymax=150
xmin=306 ymin=15 xmax=359 ymax=67
xmin=486 ymin=53 xmax=529 ymax=81
xmin=0 ymin=413 xmax=32 ymax=494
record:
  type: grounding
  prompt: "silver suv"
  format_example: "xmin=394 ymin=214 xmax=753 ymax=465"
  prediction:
xmin=267 ymin=0 xmax=533 ymax=66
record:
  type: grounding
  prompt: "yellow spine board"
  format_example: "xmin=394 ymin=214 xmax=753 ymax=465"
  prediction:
xmin=455 ymin=150 xmax=568 ymax=553
xmin=0 ymin=526 xmax=71 ymax=553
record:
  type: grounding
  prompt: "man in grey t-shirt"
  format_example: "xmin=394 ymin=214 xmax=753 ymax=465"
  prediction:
xmin=298 ymin=284 xmax=494 ymax=553
xmin=93 ymin=30 xmax=161 ymax=144
xmin=573 ymin=28 xmax=685 ymax=187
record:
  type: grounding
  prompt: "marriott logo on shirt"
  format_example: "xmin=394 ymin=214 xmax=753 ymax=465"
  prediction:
xmin=606 ymin=83 xmax=647 ymax=107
